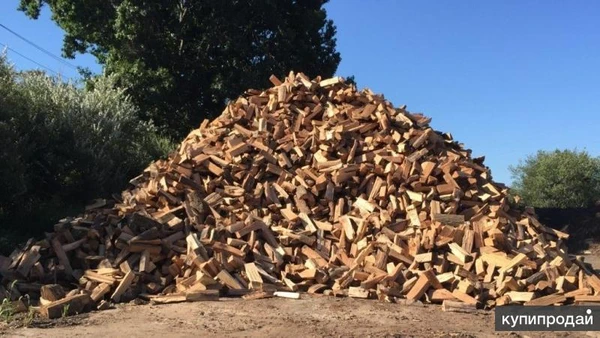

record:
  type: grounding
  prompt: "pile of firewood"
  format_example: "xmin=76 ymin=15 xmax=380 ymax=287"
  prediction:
xmin=1 ymin=72 xmax=598 ymax=319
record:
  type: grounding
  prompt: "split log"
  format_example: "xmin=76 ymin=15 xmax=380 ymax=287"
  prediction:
xmin=0 ymin=72 xmax=583 ymax=315
xmin=442 ymin=300 xmax=478 ymax=313
xmin=40 ymin=294 xmax=91 ymax=319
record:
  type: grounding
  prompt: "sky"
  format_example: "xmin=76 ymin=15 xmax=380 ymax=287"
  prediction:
xmin=0 ymin=1 xmax=101 ymax=78
xmin=1 ymin=1 xmax=599 ymax=185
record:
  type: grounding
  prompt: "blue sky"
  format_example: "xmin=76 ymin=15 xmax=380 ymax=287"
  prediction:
xmin=1 ymin=1 xmax=599 ymax=185
xmin=0 ymin=1 xmax=101 ymax=77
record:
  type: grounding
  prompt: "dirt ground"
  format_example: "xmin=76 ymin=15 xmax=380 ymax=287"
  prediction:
xmin=0 ymin=296 xmax=579 ymax=338
xmin=4 ymin=294 xmax=600 ymax=338
xmin=2 ymin=254 xmax=600 ymax=338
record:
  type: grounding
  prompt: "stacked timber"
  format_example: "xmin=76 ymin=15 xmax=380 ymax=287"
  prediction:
xmin=0 ymin=72 xmax=596 ymax=318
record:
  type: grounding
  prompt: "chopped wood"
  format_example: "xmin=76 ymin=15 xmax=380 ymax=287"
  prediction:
xmin=111 ymin=271 xmax=135 ymax=302
xmin=40 ymin=284 xmax=65 ymax=302
xmin=273 ymin=291 xmax=300 ymax=299
xmin=40 ymin=294 xmax=91 ymax=319
xmin=524 ymin=293 xmax=567 ymax=306
xmin=97 ymin=300 xmax=111 ymax=311
xmin=451 ymin=290 xmax=478 ymax=305
xmin=308 ymin=284 xmax=328 ymax=294
xmin=499 ymin=253 xmax=528 ymax=273
xmin=17 ymin=246 xmax=41 ymax=277
xmin=90 ymin=283 xmax=112 ymax=303
xmin=151 ymin=294 xmax=187 ymax=304
xmin=84 ymin=270 xmax=117 ymax=284
xmin=448 ymin=243 xmax=471 ymax=264
xmin=573 ymin=295 xmax=600 ymax=303
xmin=414 ymin=252 xmax=433 ymax=263
xmin=216 ymin=270 xmax=244 ymax=290
xmin=244 ymin=263 xmax=263 ymax=289
xmin=406 ymin=270 xmax=434 ymax=301
xmin=442 ymin=300 xmax=478 ymax=313
xmin=348 ymin=286 xmax=370 ymax=299
xmin=185 ymin=290 xmax=220 ymax=302
xmin=432 ymin=214 xmax=465 ymax=226
xmin=505 ymin=291 xmax=535 ymax=303
xmin=429 ymin=288 xmax=457 ymax=302
xmin=0 ymin=72 xmax=583 ymax=315
xmin=243 ymin=291 xmax=274 ymax=300
xmin=51 ymin=238 xmax=73 ymax=277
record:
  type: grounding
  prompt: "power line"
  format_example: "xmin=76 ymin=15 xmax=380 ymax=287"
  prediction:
xmin=1 ymin=42 xmax=59 ymax=75
xmin=0 ymin=22 xmax=78 ymax=70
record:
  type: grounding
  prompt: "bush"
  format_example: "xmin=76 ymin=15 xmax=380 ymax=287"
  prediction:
xmin=0 ymin=55 xmax=174 ymax=249
xmin=510 ymin=149 xmax=600 ymax=208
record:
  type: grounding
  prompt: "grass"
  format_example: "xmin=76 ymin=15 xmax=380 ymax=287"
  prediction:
xmin=0 ymin=281 xmax=35 ymax=326
xmin=61 ymin=304 xmax=70 ymax=319
xmin=0 ymin=298 xmax=14 ymax=322
xmin=22 ymin=308 xmax=35 ymax=327
xmin=0 ymin=281 xmax=18 ymax=323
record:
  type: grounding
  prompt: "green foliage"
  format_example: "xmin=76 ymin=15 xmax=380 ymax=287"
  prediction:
xmin=0 ymin=281 xmax=19 ymax=323
xmin=345 ymin=75 xmax=357 ymax=87
xmin=510 ymin=149 xmax=600 ymax=208
xmin=0 ymin=298 xmax=14 ymax=323
xmin=0 ymin=55 xmax=174 ymax=247
xmin=23 ymin=307 xmax=35 ymax=327
xmin=61 ymin=304 xmax=70 ymax=318
xmin=18 ymin=0 xmax=341 ymax=139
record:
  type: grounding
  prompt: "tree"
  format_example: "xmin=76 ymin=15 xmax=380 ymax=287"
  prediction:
xmin=0 ymin=54 xmax=173 ymax=250
xmin=18 ymin=0 xmax=341 ymax=138
xmin=510 ymin=149 xmax=600 ymax=208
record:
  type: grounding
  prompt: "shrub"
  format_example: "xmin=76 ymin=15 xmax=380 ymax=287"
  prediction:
xmin=0 ymin=55 xmax=174 ymax=249
xmin=510 ymin=149 xmax=600 ymax=208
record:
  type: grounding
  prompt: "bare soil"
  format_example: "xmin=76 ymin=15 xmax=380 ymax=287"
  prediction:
xmin=2 ymin=255 xmax=600 ymax=338
xmin=1 ymin=295 xmax=597 ymax=338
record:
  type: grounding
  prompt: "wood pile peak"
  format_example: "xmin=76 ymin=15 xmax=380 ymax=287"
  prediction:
xmin=0 ymin=72 xmax=595 ymax=318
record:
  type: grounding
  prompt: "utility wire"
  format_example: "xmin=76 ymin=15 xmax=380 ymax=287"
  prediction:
xmin=1 ymin=42 xmax=59 ymax=75
xmin=0 ymin=22 xmax=78 ymax=70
